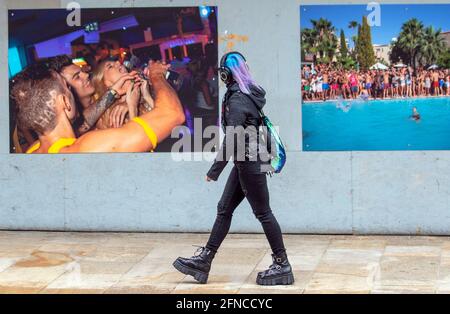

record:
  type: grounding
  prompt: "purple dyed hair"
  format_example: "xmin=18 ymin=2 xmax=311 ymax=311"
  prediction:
xmin=225 ymin=53 xmax=262 ymax=94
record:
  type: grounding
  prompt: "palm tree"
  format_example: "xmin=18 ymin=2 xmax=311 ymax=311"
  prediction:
xmin=348 ymin=21 xmax=360 ymax=47
xmin=320 ymin=35 xmax=338 ymax=62
xmin=437 ymin=48 xmax=450 ymax=69
xmin=420 ymin=26 xmax=446 ymax=66
xmin=310 ymin=18 xmax=336 ymax=61
xmin=347 ymin=21 xmax=360 ymax=61
xmin=301 ymin=28 xmax=318 ymax=62
xmin=311 ymin=18 xmax=334 ymax=38
xmin=397 ymin=18 xmax=425 ymax=68
xmin=390 ymin=39 xmax=409 ymax=65
xmin=301 ymin=28 xmax=316 ymax=52
xmin=339 ymin=29 xmax=348 ymax=58
xmin=348 ymin=21 xmax=359 ymax=30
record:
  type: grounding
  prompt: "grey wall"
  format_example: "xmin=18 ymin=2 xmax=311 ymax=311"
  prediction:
xmin=1 ymin=0 xmax=450 ymax=234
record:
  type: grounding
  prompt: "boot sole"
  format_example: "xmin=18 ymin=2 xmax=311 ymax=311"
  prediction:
xmin=256 ymin=272 xmax=295 ymax=286
xmin=172 ymin=259 xmax=209 ymax=284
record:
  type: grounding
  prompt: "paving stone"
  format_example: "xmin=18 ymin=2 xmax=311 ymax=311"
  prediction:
xmin=0 ymin=231 xmax=449 ymax=294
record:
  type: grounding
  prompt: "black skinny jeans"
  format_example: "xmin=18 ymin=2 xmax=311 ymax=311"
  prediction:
xmin=206 ymin=161 xmax=286 ymax=256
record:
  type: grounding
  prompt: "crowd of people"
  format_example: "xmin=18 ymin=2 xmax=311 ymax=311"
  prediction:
xmin=301 ymin=64 xmax=450 ymax=102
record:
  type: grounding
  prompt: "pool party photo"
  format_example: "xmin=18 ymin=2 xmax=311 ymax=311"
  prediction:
xmin=300 ymin=3 xmax=450 ymax=151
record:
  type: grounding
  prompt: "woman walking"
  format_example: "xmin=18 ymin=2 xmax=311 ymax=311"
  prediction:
xmin=173 ymin=51 xmax=294 ymax=286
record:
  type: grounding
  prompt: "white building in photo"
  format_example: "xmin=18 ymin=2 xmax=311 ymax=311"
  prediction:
xmin=373 ymin=44 xmax=391 ymax=65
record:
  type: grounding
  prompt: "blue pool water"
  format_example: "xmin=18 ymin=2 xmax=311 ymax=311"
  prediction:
xmin=302 ymin=97 xmax=450 ymax=151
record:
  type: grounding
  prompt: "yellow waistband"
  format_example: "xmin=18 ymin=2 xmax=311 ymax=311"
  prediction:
xmin=131 ymin=117 xmax=158 ymax=151
xmin=26 ymin=138 xmax=76 ymax=154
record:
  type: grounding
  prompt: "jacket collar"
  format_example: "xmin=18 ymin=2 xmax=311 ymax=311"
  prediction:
xmin=227 ymin=81 xmax=240 ymax=92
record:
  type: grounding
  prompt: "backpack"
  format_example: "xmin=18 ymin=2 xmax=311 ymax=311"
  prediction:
xmin=243 ymin=94 xmax=287 ymax=174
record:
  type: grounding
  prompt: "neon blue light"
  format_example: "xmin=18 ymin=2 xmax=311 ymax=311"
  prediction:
xmin=199 ymin=6 xmax=211 ymax=18
xmin=8 ymin=47 xmax=22 ymax=78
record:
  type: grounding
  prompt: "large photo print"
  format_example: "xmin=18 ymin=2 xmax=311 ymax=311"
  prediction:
xmin=301 ymin=4 xmax=450 ymax=151
xmin=9 ymin=6 xmax=218 ymax=153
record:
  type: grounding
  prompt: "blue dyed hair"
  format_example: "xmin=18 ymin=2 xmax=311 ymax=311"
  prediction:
xmin=225 ymin=53 xmax=262 ymax=95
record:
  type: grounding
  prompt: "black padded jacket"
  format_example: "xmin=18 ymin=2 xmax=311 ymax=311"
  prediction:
xmin=206 ymin=82 xmax=268 ymax=181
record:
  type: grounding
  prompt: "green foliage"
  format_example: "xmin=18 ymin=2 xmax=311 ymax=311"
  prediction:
xmin=420 ymin=26 xmax=446 ymax=66
xmin=390 ymin=40 xmax=409 ymax=65
xmin=437 ymin=48 xmax=450 ymax=69
xmin=301 ymin=18 xmax=338 ymax=64
xmin=348 ymin=21 xmax=360 ymax=55
xmin=302 ymin=15 xmax=449 ymax=70
xmin=338 ymin=55 xmax=356 ymax=70
xmin=301 ymin=28 xmax=317 ymax=62
xmin=356 ymin=16 xmax=375 ymax=71
xmin=392 ymin=18 xmax=447 ymax=68
xmin=348 ymin=21 xmax=359 ymax=30
xmin=396 ymin=18 xmax=424 ymax=68
xmin=339 ymin=29 xmax=348 ymax=58
xmin=378 ymin=58 xmax=389 ymax=66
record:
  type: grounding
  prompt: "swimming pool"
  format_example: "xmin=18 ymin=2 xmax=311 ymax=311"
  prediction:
xmin=302 ymin=97 xmax=450 ymax=151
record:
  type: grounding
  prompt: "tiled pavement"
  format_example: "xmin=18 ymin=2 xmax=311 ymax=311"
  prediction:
xmin=0 ymin=231 xmax=449 ymax=294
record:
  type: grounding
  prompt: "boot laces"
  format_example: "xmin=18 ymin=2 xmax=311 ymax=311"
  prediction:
xmin=192 ymin=245 xmax=205 ymax=257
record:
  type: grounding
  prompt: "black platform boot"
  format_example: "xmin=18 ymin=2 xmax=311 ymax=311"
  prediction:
xmin=173 ymin=247 xmax=215 ymax=284
xmin=256 ymin=252 xmax=295 ymax=285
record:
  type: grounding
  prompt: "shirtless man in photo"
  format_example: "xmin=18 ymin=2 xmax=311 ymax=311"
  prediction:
xmin=383 ymin=71 xmax=390 ymax=99
xmin=365 ymin=72 xmax=373 ymax=98
xmin=11 ymin=61 xmax=185 ymax=154
xmin=432 ymin=70 xmax=440 ymax=96
xmin=322 ymin=72 xmax=329 ymax=101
